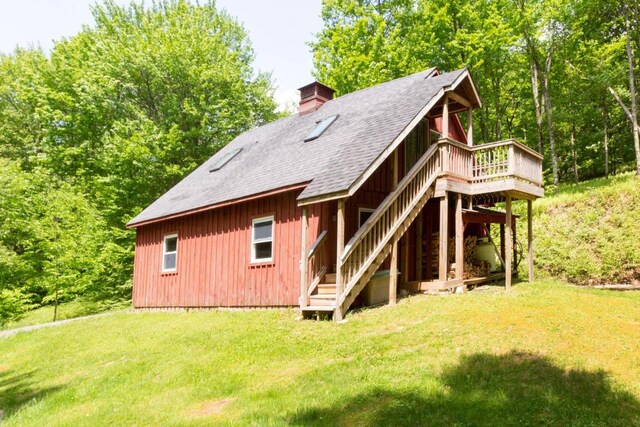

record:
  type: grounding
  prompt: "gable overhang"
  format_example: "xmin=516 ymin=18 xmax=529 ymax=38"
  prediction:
xmin=298 ymin=68 xmax=482 ymax=207
xmin=127 ymin=182 xmax=310 ymax=228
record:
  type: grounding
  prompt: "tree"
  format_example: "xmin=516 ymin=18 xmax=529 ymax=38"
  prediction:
xmin=0 ymin=0 xmax=280 ymax=314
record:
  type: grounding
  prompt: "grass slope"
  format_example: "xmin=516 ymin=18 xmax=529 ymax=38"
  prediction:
xmin=1 ymin=279 xmax=639 ymax=426
xmin=516 ymin=172 xmax=640 ymax=285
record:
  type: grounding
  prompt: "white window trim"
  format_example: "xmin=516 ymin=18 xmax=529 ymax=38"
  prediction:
xmin=251 ymin=216 xmax=274 ymax=263
xmin=162 ymin=233 xmax=178 ymax=273
xmin=358 ymin=208 xmax=375 ymax=228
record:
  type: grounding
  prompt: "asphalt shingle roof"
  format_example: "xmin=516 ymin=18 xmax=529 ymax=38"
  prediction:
xmin=128 ymin=68 xmax=466 ymax=226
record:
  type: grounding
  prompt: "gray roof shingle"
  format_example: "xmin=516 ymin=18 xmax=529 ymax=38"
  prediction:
xmin=128 ymin=68 xmax=465 ymax=226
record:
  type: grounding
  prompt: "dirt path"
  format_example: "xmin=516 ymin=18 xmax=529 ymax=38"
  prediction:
xmin=0 ymin=311 xmax=123 ymax=339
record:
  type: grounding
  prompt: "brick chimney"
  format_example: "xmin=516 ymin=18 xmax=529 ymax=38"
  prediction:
xmin=298 ymin=81 xmax=335 ymax=115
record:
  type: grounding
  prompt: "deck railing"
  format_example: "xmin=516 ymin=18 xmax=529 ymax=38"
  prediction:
xmin=439 ymin=138 xmax=543 ymax=186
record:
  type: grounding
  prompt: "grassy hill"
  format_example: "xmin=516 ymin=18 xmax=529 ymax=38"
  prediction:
xmin=516 ymin=172 xmax=640 ymax=286
xmin=1 ymin=279 xmax=639 ymax=426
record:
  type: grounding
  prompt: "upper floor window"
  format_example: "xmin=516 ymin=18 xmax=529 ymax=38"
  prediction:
xmin=251 ymin=216 xmax=274 ymax=263
xmin=358 ymin=208 xmax=375 ymax=228
xmin=162 ymin=234 xmax=178 ymax=272
xmin=405 ymin=120 xmax=430 ymax=172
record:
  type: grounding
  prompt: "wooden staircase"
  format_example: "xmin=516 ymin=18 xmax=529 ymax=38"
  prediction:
xmin=306 ymin=273 xmax=337 ymax=311
xmin=302 ymin=143 xmax=442 ymax=319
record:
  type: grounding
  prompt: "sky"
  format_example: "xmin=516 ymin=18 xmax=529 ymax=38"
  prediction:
xmin=0 ymin=0 xmax=324 ymax=110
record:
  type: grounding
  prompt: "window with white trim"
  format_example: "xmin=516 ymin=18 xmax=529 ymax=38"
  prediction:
xmin=162 ymin=234 xmax=178 ymax=272
xmin=251 ymin=216 xmax=274 ymax=262
xmin=358 ymin=208 xmax=375 ymax=228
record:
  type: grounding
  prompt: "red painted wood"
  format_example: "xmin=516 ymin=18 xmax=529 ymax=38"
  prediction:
xmin=132 ymin=190 xmax=314 ymax=308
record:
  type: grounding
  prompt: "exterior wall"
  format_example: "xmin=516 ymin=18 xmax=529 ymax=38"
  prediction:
xmin=132 ymin=190 xmax=328 ymax=308
xmin=433 ymin=114 xmax=468 ymax=144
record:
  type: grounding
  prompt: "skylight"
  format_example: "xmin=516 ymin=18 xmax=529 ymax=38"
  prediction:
xmin=304 ymin=114 xmax=339 ymax=142
xmin=209 ymin=147 xmax=242 ymax=172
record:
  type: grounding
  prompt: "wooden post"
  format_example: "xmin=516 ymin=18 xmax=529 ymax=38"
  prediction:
xmin=527 ymin=199 xmax=534 ymax=283
xmin=505 ymin=195 xmax=512 ymax=290
xmin=467 ymin=108 xmax=473 ymax=146
xmin=335 ymin=199 xmax=345 ymax=321
xmin=442 ymin=95 xmax=450 ymax=139
xmin=416 ymin=212 xmax=423 ymax=281
xmin=425 ymin=212 xmax=433 ymax=280
xmin=468 ymin=195 xmax=473 ymax=210
xmin=389 ymin=149 xmax=399 ymax=305
xmin=455 ymin=193 xmax=463 ymax=280
xmin=438 ymin=192 xmax=449 ymax=282
xmin=500 ymin=223 xmax=506 ymax=264
xmin=402 ymin=234 xmax=410 ymax=286
xmin=299 ymin=206 xmax=308 ymax=308
xmin=390 ymin=239 xmax=398 ymax=305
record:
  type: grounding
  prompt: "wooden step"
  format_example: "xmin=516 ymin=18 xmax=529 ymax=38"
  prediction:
xmin=301 ymin=305 xmax=335 ymax=312
xmin=323 ymin=273 xmax=337 ymax=284
xmin=317 ymin=284 xmax=336 ymax=294
xmin=308 ymin=296 xmax=336 ymax=306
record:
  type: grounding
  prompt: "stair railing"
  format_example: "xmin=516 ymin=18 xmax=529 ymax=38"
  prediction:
xmin=305 ymin=230 xmax=328 ymax=303
xmin=337 ymin=144 xmax=441 ymax=308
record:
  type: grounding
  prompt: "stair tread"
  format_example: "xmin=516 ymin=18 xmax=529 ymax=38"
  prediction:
xmin=310 ymin=294 xmax=336 ymax=299
xmin=302 ymin=305 xmax=335 ymax=311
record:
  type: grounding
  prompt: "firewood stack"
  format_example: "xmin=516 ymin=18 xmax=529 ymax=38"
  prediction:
xmin=432 ymin=234 xmax=491 ymax=280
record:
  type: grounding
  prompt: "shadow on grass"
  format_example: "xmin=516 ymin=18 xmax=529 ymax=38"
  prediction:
xmin=290 ymin=351 xmax=640 ymax=426
xmin=0 ymin=369 xmax=63 ymax=420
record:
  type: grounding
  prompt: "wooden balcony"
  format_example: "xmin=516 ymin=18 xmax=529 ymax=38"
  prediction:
xmin=435 ymin=138 xmax=544 ymax=200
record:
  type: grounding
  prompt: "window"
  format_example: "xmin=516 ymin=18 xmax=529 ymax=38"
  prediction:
xmin=304 ymin=114 xmax=339 ymax=142
xmin=162 ymin=234 xmax=178 ymax=272
xmin=405 ymin=120 xmax=430 ymax=171
xmin=358 ymin=208 xmax=375 ymax=228
xmin=251 ymin=216 xmax=274 ymax=263
xmin=209 ymin=147 xmax=242 ymax=172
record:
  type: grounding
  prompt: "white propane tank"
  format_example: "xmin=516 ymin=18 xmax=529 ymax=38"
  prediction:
xmin=476 ymin=238 xmax=497 ymax=272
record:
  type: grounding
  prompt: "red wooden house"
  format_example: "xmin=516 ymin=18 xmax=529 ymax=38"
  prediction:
xmin=128 ymin=68 xmax=544 ymax=320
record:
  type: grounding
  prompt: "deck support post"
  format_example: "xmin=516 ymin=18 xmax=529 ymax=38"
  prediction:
xmin=505 ymin=195 xmax=513 ymax=290
xmin=425 ymin=211 xmax=433 ymax=280
xmin=455 ymin=193 xmax=463 ymax=280
xmin=527 ymin=199 xmax=534 ymax=283
xmin=299 ymin=206 xmax=308 ymax=308
xmin=442 ymin=95 xmax=450 ymax=138
xmin=335 ymin=199 xmax=345 ymax=321
xmin=389 ymin=149 xmax=399 ymax=305
xmin=467 ymin=108 xmax=473 ymax=146
xmin=439 ymin=192 xmax=449 ymax=282
xmin=416 ymin=212 xmax=423 ymax=281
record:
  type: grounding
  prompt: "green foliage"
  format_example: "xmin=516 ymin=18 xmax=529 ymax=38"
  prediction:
xmin=0 ymin=158 xmax=111 ymax=324
xmin=312 ymin=0 xmax=640 ymax=178
xmin=516 ymin=172 xmax=640 ymax=285
xmin=0 ymin=280 xmax=639 ymax=424
xmin=0 ymin=0 xmax=278 ymax=320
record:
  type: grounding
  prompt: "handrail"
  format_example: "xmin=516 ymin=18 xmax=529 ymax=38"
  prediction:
xmin=337 ymin=143 xmax=441 ymax=310
xmin=307 ymin=230 xmax=328 ymax=259
xmin=468 ymin=138 xmax=544 ymax=160
xmin=305 ymin=230 xmax=329 ymax=302
xmin=341 ymin=143 xmax=439 ymax=262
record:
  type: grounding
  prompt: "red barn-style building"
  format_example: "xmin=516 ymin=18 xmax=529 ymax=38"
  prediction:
xmin=128 ymin=68 xmax=544 ymax=320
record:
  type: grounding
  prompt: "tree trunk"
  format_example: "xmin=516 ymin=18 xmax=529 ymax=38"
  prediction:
xmin=53 ymin=286 xmax=59 ymax=322
xmin=542 ymin=53 xmax=559 ymax=193
xmin=604 ymin=102 xmax=609 ymax=178
xmin=529 ymin=58 xmax=545 ymax=154
xmin=570 ymin=122 xmax=579 ymax=184
xmin=626 ymin=10 xmax=640 ymax=176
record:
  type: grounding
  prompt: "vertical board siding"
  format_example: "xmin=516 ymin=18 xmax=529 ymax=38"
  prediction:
xmin=132 ymin=190 xmax=318 ymax=308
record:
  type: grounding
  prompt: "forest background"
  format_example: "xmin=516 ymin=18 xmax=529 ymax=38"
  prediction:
xmin=0 ymin=0 xmax=638 ymax=323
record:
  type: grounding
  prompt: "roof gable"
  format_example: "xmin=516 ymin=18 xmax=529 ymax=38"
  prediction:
xmin=128 ymin=67 xmax=470 ymax=226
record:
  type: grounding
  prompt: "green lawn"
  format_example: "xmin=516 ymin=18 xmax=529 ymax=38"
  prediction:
xmin=1 ymin=300 xmax=128 ymax=331
xmin=1 ymin=279 xmax=639 ymax=426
